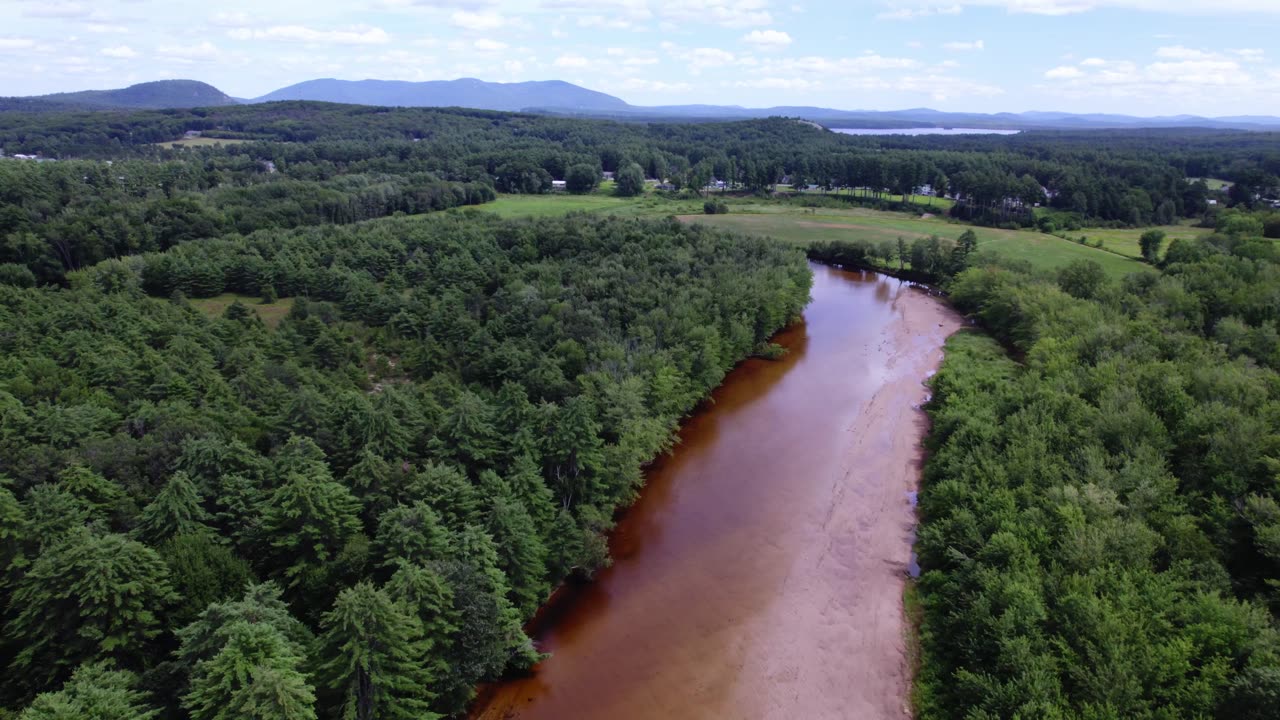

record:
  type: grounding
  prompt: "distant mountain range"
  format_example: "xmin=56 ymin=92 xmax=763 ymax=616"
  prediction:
xmin=0 ymin=80 xmax=237 ymax=111
xmin=250 ymin=78 xmax=630 ymax=112
xmin=4 ymin=78 xmax=1279 ymax=130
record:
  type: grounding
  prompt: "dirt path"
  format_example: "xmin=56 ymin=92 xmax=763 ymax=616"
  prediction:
xmin=471 ymin=266 xmax=963 ymax=720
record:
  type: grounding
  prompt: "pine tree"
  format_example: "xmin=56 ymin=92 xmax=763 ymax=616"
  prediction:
xmin=315 ymin=582 xmax=438 ymax=720
xmin=258 ymin=462 xmax=361 ymax=591
xmin=184 ymin=621 xmax=316 ymax=720
xmin=18 ymin=662 xmax=159 ymax=720
xmin=135 ymin=471 xmax=211 ymax=543
xmin=232 ymin=666 xmax=318 ymax=720
xmin=479 ymin=472 xmax=548 ymax=617
xmin=372 ymin=502 xmax=451 ymax=571
xmin=5 ymin=530 xmax=177 ymax=699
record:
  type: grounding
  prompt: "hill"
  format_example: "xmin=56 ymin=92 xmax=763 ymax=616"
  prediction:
xmin=0 ymin=80 xmax=238 ymax=111
xmin=250 ymin=78 xmax=630 ymax=112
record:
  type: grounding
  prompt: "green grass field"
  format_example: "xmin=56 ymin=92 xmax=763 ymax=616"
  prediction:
xmin=1189 ymin=177 xmax=1232 ymax=191
xmin=1071 ymin=224 xmax=1212 ymax=259
xmin=479 ymin=193 xmax=1149 ymax=279
xmin=189 ymin=294 xmax=294 ymax=328
xmin=155 ymin=137 xmax=251 ymax=148
xmin=479 ymin=193 xmax=696 ymax=218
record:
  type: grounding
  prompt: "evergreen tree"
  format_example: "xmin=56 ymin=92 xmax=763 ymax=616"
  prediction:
xmin=184 ymin=621 xmax=316 ymax=720
xmin=4 ymin=531 xmax=176 ymax=699
xmin=258 ymin=454 xmax=361 ymax=592
xmin=18 ymin=662 xmax=158 ymax=720
xmin=135 ymin=471 xmax=211 ymax=543
xmin=315 ymin=582 xmax=438 ymax=720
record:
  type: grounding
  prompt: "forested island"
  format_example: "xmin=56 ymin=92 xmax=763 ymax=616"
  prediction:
xmin=1 ymin=101 xmax=1280 ymax=719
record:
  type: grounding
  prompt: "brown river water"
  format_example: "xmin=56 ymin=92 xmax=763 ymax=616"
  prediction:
xmin=472 ymin=264 xmax=963 ymax=720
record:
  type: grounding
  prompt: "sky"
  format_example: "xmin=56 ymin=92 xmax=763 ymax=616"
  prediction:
xmin=2 ymin=0 xmax=1280 ymax=116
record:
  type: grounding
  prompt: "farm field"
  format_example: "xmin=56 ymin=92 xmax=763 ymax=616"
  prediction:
xmin=1072 ymin=223 xmax=1212 ymax=259
xmin=482 ymin=192 xmax=1149 ymax=279
xmin=189 ymin=293 xmax=294 ymax=328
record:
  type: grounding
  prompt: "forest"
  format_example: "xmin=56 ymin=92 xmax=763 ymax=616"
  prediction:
xmin=0 ymin=211 xmax=811 ymax=718
xmin=3 ymin=98 xmax=1280 ymax=719
xmin=914 ymin=227 xmax=1280 ymax=718
xmin=2 ymin=103 xmax=1278 ymax=285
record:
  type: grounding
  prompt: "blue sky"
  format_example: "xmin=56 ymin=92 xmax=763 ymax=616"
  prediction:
xmin=3 ymin=0 xmax=1279 ymax=115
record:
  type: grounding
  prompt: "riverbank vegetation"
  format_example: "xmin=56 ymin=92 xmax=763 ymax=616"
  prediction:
xmin=914 ymin=226 xmax=1280 ymax=718
xmin=3 ymin=98 xmax=1280 ymax=719
xmin=0 ymin=213 xmax=811 ymax=718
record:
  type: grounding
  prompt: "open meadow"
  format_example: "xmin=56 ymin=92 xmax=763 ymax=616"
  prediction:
xmin=480 ymin=192 xmax=1150 ymax=279
xmin=188 ymin=293 xmax=294 ymax=328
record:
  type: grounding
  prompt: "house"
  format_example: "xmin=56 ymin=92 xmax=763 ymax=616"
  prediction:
xmin=183 ymin=130 xmax=202 ymax=139
xmin=551 ymin=180 xmax=567 ymax=190
xmin=12 ymin=154 xmax=37 ymax=160
xmin=1207 ymin=199 xmax=1219 ymax=206
xmin=655 ymin=183 xmax=676 ymax=191
xmin=602 ymin=171 xmax=615 ymax=180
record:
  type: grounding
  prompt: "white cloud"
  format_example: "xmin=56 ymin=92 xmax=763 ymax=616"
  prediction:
xmin=733 ymin=77 xmax=818 ymax=89
xmin=881 ymin=0 xmax=1280 ymax=15
xmin=157 ymin=41 xmax=221 ymax=62
xmin=877 ymin=4 xmax=962 ymax=20
xmin=473 ymin=38 xmax=508 ymax=51
xmin=229 ymin=25 xmax=390 ymax=45
xmin=615 ymin=78 xmax=693 ymax=93
xmin=578 ymin=15 xmax=640 ymax=29
xmin=661 ymin=0 xmax=773 ymax=28
xmin=209 ymin=12 xmax=254 ymax=28
xmin=1038 ymin=46 xmax=1277 ymax=105
xmin=1044 ymin=65 xmax=1083 ymax=78
xmin=742 ymin=29 xmax=793 ymax=48
xmin=1155 ymin=45 xmax=1214 ymax=60
xmin=1080 ymin=57 xmax=1107 ymax=66
xmin=100 ymin=45 xmax=138 ymax=59
xmin=86 ymin=23 xmax=129 ymax=34
xmin=0 ymin=38 xmax=37 ymax=51
xmin=688 ymin=47 xmax=737 ymax=67
xmin=553 ymin=54 xmax=590 ymax=68
xmin=21 ymin=2 xmax=89 ymax=19
xmin=943 ymin=40 xmax=984 ymax=51
xmin=451 ymin=10 xmax=506 ymax=30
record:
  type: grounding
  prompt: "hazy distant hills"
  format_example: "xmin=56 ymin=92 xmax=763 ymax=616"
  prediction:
xmin=0 ymin=80 xmax=238 ymax=111
xmin=3 ymin=77 xmax=1279 ymax=130
xmin=249 ymin=78 xmax=630 ymax=113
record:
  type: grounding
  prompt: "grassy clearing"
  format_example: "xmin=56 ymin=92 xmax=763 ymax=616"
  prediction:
xmin=479 ymin=192 xmax=1148 ymax=279
xmin=189 ymin=293 xmax=294 ymax=328
xmin=1189 ymin=177 xmax=1232 ymax=191
xmin=681 ymin=209 xmax=1145 ymax=279
xmin=1071 ymin=224 xmax=1212 ymax=259
xmin=480 ymin=192 xmax=706 ymax=218
xmin=155 ymin=137 xmax=251 ymax=148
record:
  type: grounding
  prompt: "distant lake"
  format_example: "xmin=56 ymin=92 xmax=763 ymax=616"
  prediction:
xmin=833 ymin=127 xmax=1020 ymax=136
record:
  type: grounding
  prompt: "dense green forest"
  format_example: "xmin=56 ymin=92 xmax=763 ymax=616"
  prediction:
xmin=2 ymin=104 xmax=1278 ymax=286
xmin=0 ymin=212 xmax=810 ymax=718
xmin=914 ymin=228 xmax=1280 ymax=718
xmin=4 ymin=99 xmax=1280 ymax=719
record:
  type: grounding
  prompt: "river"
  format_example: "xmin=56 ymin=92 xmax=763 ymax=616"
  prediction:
xmin=472 ymin=264 xmax=963 ymax=720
